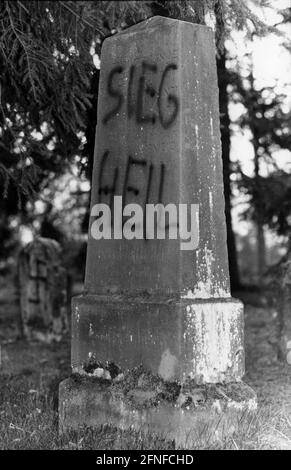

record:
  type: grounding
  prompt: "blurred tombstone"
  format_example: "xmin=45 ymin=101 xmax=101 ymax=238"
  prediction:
xmin=278 ymin=256 xmax=291 ymax=364
xmin=18 ymin=237 xmax=69 ymax=342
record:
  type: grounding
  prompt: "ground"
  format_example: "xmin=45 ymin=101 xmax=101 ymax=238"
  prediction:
xmin=0 ymin=276 xmax=291 ymax=450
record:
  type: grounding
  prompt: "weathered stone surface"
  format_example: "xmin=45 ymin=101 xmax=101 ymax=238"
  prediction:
xmin=59 ymin=375 xmax=257 ymax=448
xmin=85 ymin=15 xmax=230 ymax=298
xmin=71 ymin=16 xmax=243 ymax=382
xmin=72 ymin=295 xmax=244 ymax=383
xmin=18 ymin=237 xmax=69 ymax=341
xmin=60 ymin=16 xmax=256 ymax=439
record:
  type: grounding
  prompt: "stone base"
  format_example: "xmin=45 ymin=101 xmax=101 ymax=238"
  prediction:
xmin=72 ymin=295 xmax=244 ymax=383
xmin=59 ymin=374 xmax=257 ymax=449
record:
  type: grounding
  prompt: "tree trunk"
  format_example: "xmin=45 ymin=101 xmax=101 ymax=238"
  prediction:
xmin=216 ymin=51 xmax=241 ymax=291
xmin=251 ymin=69 xmax=266 ymax=287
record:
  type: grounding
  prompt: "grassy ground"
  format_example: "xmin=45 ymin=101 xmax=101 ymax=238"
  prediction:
xmin=1 ymin=277 xmax=291 ymax=450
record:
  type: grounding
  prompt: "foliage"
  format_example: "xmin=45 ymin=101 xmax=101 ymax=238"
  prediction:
xmin=0 ymin=0 xmax=286 ymax=260
xmin=230 ymin=52 xmax=291 ymax=237
xmin=240 ymin=171 xmax=291 ymax=236
xmin=0 ymin=1 xmax=276 ymax=196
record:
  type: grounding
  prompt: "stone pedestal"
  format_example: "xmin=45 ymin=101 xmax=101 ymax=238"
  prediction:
xmin=59 ymin=375 xmax=256 ymax=448
xmin=59 ymin=16 xmax=256 ymax=446
xmin=71 ymin=295 xmax=244 ymax=383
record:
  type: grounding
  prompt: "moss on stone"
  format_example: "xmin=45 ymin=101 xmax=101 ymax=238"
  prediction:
xmin=71 ymin=364 xmax=255 ymax=412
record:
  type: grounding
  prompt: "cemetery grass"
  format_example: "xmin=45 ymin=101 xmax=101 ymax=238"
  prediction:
xmin=1 ymin=278 xmax=291 ymax=449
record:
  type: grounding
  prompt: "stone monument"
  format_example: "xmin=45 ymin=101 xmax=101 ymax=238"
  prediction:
xmin=59 ymin=16 xmax=256 ymax=447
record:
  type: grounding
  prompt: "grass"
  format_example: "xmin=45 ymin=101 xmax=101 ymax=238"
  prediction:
xmin=1 ymin=281 xmax=291 ymax=449
xmin=0 ymin=373 xmax=175 ymax=450
xmin=1 ymin=371 xmax=291 ymax=450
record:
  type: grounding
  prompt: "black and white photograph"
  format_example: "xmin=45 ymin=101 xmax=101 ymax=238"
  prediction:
xmin=0 ymin=0 xmax=290 ymax=453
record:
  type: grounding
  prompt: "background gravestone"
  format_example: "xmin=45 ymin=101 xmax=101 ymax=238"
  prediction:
xmin=18 ymin=237 xmax=69 ymax=342
xmin=277 ymin=256 xmax=291 ymax=364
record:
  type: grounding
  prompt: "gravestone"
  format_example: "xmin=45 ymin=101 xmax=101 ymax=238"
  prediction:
xmin=59 ymin=17 xmax=256 ymax=446
xmin=277 ymin=256 xmax=291 ymax=364
xmin=18 ymin=237 xmax=69 ymax=342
